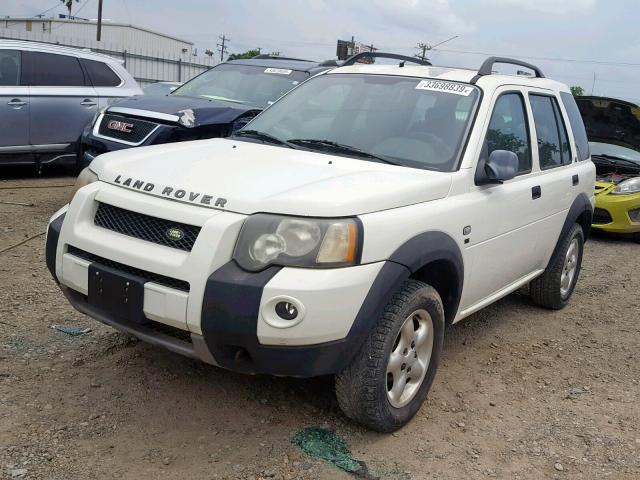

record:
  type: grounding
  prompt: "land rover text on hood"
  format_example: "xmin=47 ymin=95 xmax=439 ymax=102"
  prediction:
xmin=48 ymin=53 xmax=595 ymax=432
xmin=79 ymin=56 xmax=331 ymax=168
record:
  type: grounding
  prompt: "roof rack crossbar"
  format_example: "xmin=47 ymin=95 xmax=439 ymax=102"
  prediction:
xmin=472 ymin=56 xmax=545 ymax=84
xmin=342 ymin=52 xmax=432 ymax=67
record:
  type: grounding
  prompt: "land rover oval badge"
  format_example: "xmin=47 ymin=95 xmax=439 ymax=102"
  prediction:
xmin=166 ymin=227 xmax=184 ymax=241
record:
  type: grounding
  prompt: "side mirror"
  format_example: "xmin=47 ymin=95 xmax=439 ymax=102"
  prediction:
xmin=476 ymin=150 xmax=518 ymax=185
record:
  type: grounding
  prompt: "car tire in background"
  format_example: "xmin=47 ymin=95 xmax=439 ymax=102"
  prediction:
xmin=530 ymin=223 xmax=585 ymax=310
xmin=335 ymin=280 xmax=444 ymax=432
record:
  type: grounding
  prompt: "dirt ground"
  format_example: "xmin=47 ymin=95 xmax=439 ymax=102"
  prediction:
xmin=1 ymin=167 xmax=639 ymax=480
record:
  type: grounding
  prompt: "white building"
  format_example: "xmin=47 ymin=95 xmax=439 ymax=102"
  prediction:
xmin=0 ymin=17 xmax=217 ymax=85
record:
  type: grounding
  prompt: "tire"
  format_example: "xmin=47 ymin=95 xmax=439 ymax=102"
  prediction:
xmin=530 ymin=223 xmax=584 ymax=310
xmin=335 ymin=279 xmax=444 ymax=432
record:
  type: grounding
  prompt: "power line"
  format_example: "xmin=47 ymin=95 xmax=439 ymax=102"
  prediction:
xmin=217 ymin=34 xmax=229 ymax=62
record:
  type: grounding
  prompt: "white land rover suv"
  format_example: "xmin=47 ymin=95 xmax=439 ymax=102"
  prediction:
xmin=46 ymin=53 xmax=595 ymax=432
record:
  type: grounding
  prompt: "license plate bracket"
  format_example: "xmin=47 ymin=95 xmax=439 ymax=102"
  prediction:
xmin=87 ymin=263 xmax=146 ymax=324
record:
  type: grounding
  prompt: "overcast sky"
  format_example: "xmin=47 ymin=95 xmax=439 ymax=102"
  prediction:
xmin=4 ymin=0 xmax=640 ymax=102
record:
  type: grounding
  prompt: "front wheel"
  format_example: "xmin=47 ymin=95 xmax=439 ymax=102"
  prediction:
xmin=335 ymin=280 xmax=444 ymax=432
xmin=530 ymin=223 xmax=584 ymax=309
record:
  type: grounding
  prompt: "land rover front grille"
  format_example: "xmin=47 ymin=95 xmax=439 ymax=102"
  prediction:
xmin=94 ymin=203 xmax=200 ymax=251
xmin=98 ymin=113 xmax=158 ymax=143
xmin=67 ymin=246 xmax=190 ymax=292
xmin=592 ymin=207 xmax=613 ymax=225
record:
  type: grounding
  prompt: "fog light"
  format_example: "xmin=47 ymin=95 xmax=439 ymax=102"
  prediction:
xmin=275 ymin=301 xmax=298 ymax=320
xmin=629 ymin=208 xmax=640 ymax=223
xmin=262 ymin=296 xmax=306 ymax=329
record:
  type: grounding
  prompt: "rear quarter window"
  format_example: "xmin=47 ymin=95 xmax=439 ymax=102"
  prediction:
xmin=560 ymin=92 xmax=590 ymax=161
xmin=82 ymin=59 xmax=122 ymax=87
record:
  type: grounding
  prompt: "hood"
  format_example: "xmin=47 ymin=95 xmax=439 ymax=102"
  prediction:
xmin=108 ymin=94 xmax=258 ymax=127
xmin=576 ymin=96 xmax=640 ymax=151
xmin=89 ymin=138 xmax=452 ymax=217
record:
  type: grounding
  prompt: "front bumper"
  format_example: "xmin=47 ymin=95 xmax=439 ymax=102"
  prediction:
xmin=592 ymin=191 xmax=640 ymax=234
xmin=46 ymin=186 xmax=405 ymax=376
xmin=79 ymin=124 xmax=177 ymax=169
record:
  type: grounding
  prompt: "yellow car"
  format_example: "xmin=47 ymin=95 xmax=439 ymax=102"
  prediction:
xmin=576 ymin=96 xmax=640 ymax=242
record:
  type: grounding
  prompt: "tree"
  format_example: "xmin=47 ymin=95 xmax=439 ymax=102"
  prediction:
xmin=60 ymin=0 xmax=79 ymax=18
xmin=570 ymin=86 xmax=585 ymax=97
xmin=227 ymin=49 xmax=261 ymax=61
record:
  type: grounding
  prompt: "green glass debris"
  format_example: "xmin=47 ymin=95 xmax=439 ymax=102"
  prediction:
xmin=291 ymin=426 xmax=370 ymax=476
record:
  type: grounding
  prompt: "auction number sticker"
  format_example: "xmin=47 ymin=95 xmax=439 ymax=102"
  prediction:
xmin=416 ymin=80 xmax=474 ymax=96
xmin=264 ymin=68 xmax=292 ymax=75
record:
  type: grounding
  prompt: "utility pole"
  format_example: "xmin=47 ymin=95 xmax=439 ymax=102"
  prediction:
xmin=591 ymin=72 xmax=597 ymax=95
xmin=415 ymin=35 xmax=459 ymax=62
xmin=217 ymin=34 xmax=229 ymax=62
xmin=416 ymin=42 xmax=429 ymax=61
xmin=96 ymin=0 xmax=103 ymax=41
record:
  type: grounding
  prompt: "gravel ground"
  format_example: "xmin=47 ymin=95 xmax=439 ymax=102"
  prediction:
xmin=1 ymin=168 xmax=639 ymax=480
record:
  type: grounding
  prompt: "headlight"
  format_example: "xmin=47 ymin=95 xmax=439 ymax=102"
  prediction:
xmin=233 ymin=214 xmax=361 ymax=271
xmin=69 ymin=167 xmax=98 ymax=202
xmin=613 ymin=177 xmax=640 ymax=194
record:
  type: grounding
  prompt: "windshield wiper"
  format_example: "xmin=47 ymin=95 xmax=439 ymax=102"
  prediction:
xmin=592 ymin=153 xmax=640 ymax=169
xmin=287 ymin=138 xmax=399 ymax=165
xmin=233 ymin=130 xmax=297 ymax=149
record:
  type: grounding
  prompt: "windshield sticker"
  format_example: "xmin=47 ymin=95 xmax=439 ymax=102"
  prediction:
xmin=416 ymin=80 xmax=474 ymax=96
xmin=264 ymin=68 xmax=292 ymax=75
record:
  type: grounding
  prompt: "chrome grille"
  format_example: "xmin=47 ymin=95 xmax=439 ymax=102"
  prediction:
xmin=98 ymin=113 xmax=158 ymax=143
xmin=94 ymin=203 xmax=200 ymax=251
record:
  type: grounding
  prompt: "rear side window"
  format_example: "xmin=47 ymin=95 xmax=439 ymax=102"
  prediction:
xmin=485 ymin=92 xmax=532 ymax=173
xmin=23 ymin=51 xmax=86 ymax=87
xmin=0 ymin=50 xmax=21 ymax=86
xmin=529 ymin=94 xmax=572 ymax=169
xmin=82 ymin=59 xmax=121 ymax=87
xmin=560 ymin=92 xmax=590 ymax=161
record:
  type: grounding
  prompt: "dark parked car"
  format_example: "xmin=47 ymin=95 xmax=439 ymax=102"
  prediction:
xmin=80 ymin=56 xmax=332 ymax=167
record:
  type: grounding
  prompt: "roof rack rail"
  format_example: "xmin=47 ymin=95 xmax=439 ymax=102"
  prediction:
xmin=342 ymin=52 xmax=432 ymax=67
xmin=471 ymin=56 xmax=545 ymax=84
xmin=251 ymin=54 xmax=313 ymax=62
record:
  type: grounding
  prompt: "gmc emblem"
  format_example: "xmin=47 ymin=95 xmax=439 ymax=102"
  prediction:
xmin=107 ymin=120 xmax=134 ymax=133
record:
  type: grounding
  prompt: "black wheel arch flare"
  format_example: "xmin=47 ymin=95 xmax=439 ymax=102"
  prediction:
xmin=200 ymin=230 xmax=465 ymax=377
xmin=548 ymin=192 xmax=593 ymax=267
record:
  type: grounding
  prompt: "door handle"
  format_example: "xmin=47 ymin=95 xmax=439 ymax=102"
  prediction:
xmin=572 ymin=174 xmax=579 ymax=186
xmin=7 ymin=99 xmax=26 ymax=107
xmin=80 ymin=99 xmax=97 ymax=107
xmin=532 ymin=185 xmax=542 ymax=200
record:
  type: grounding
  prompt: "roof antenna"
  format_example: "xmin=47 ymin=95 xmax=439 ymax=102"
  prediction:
xmin=399 ymin=61 xmax=405 ymax=68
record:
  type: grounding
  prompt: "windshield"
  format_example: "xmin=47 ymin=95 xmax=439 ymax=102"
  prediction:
xmin=172 ymin=63 xmax=309 ymax=108
xmin=244 ymin=73 xmax=480 ymax=171
xmin=590 ymin=141 xmax=640 ymax=164
xmin=143 ymin=82 xmax=180 ymax=96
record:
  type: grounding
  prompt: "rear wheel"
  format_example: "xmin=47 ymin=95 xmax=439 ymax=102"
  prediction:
xmin=335 ymin=280 xmax=444 ymax=432
xmin=530 ymin=223 xmax=584 ymax=309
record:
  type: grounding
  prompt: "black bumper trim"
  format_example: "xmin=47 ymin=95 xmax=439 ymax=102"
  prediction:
xmin=46 ymin=212 xmax=65 ymax=282
xmin=62 ymin=287 xmax=215 ymax=365
xmin=200 ymin=260 xmax=410 ymax=377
